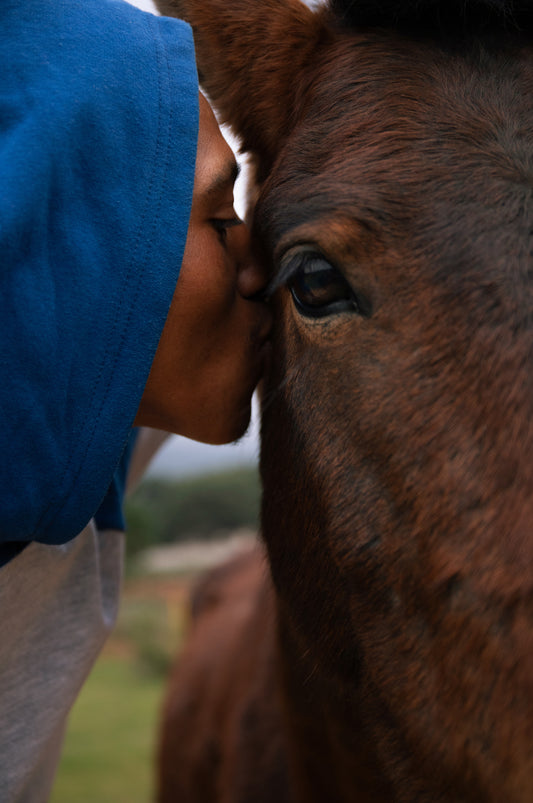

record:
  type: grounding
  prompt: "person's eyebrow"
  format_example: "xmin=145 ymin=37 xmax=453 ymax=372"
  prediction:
xmin=206 ymin=160 xmax=241 ymax=199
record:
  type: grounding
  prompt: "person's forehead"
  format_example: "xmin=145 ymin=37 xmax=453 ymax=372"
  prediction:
xmin=196 ymin=95 xmax=239 ymax=197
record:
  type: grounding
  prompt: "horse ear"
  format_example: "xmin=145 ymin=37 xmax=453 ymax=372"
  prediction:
xmin=155 ymin=0 xmax=327 ymax=178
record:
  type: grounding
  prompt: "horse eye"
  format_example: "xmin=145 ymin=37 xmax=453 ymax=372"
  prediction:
xmin=287 ymin=253 xmax=361 ymax=319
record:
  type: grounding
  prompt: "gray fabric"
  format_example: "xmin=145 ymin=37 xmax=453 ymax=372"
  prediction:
xmin=0 ymin=524 xmax=124 ymax=802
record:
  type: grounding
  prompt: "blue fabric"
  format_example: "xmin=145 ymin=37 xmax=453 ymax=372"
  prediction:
xmin=0 ymin=0 xmax=198 ymax=551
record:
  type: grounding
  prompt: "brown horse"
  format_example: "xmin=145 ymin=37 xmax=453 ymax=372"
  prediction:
xmin=155 ymin=1 xmax=533 ymax=800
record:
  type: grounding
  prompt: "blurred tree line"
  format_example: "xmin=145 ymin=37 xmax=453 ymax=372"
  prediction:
xmin=124 ymin=466 xmax=261 ymax=558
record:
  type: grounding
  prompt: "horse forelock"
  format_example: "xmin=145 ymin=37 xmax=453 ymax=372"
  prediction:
xmin=330 ymin=0 xmax=533 ymax=33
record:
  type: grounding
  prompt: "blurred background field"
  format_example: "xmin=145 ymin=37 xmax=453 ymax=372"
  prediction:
xmin=50 ymin=464 xmax=260 ymax=803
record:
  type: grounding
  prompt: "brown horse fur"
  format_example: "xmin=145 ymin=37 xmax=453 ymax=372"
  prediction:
xmin=155 ymin=1 xmax=533 ymax=800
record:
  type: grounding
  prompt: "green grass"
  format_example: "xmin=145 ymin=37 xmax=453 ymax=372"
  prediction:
xmin=50 ymin=656 xmax=165 ymax=803
xmin=50 ymin=571 xmax=191 ymax=801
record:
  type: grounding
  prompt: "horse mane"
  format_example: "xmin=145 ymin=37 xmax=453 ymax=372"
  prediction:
xmin=329 ymin=0 xmax=533 ymax=33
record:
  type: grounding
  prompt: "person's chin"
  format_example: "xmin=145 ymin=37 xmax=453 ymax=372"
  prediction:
xmin=219 ymin=404 xmax=253 ymax=445
xmin=197 ymin=399 xmax=252 ymax=446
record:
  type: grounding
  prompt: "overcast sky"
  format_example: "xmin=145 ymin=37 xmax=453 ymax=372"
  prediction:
xmin=147 ymin=400 xmax=260 ymax=478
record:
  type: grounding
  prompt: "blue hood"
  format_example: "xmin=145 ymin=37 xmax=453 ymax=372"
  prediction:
xmin=0 ymin=0 xmax=198 ymax=549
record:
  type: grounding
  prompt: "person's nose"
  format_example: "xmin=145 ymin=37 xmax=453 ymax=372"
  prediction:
xmin=233 ymin=223 xmax=269 ymax=301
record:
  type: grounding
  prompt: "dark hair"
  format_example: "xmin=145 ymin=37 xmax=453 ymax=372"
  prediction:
xmin=330 ymin=0 xmax=533 ymax=33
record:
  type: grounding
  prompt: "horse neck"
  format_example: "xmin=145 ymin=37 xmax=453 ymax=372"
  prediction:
xmin=274 ymin=601 xmax=394 ymax=803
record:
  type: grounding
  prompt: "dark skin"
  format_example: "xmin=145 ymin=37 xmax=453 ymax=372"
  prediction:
xmin=135 ymin=94 xmax=271 ymax=443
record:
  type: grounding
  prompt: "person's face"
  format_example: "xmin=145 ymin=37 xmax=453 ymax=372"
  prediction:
xmin=135 ymin=94 xmax=271 ymax=444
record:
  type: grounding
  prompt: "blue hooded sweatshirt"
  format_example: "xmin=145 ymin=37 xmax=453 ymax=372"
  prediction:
xmin=0 ymin=0 xmax=199 ymax=563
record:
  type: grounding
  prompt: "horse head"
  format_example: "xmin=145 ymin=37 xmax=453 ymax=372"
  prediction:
xmin=157 ymin=1 xmax=533 ymax=797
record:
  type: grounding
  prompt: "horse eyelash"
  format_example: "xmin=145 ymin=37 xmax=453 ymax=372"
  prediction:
xmin=265 ymin=257 xmax=307 ymax=300
xmin=264 ymin=273 xmax=291 ymax=301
